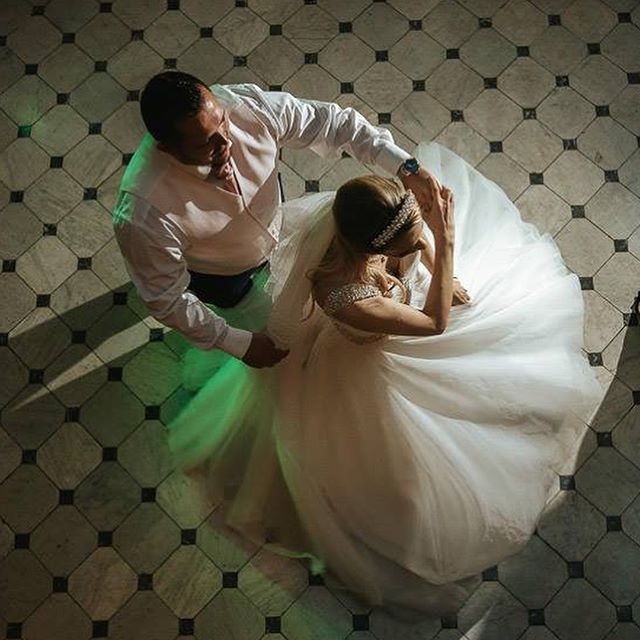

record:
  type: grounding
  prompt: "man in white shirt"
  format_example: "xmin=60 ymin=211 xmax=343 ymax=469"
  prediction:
xmin=113 ymin=71 xmax=441 ymax=370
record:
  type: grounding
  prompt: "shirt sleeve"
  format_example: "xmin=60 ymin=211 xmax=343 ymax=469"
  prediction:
xmin=232 ymin=84 xmax=412 ymax=176
xmin=112 ymin=192 xmax=253 ymax=359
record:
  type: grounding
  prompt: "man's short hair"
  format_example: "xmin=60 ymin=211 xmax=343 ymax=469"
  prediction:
xmin=140 ymin=71 xmax=210 ymax=143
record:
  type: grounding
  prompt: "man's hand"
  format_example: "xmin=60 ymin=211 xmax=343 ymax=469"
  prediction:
xmin=242 ymin=332 xmax=289 ymax=368
xmin=399 ymin=167 xmax=443 ymax=213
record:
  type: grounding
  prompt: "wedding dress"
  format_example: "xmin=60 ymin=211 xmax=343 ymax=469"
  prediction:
xmin=167 ymin=141 xmax=601 ymax=615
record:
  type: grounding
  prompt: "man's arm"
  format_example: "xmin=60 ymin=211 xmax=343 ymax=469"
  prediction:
xmin=113 ymin=192 xmax=252 ymax=358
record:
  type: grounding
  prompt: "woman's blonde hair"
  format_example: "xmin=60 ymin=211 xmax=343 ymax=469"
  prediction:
xmin=308 ymin=175 xmax=418 ymax=304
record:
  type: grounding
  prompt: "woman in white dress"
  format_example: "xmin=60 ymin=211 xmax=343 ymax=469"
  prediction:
xmin=167 ymin=141 xmax=600 ymax=616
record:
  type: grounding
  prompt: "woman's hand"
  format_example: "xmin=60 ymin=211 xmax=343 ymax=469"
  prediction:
xmin=423 ymin=185 xmax=455 ymax=244
xmin=452 ymin=277 xmax=471 ymax=305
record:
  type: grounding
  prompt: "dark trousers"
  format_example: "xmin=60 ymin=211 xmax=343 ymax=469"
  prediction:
xmin=187 ymin=262 xmax=268 ymax=308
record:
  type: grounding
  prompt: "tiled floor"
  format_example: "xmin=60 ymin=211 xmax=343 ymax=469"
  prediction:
xmin=0 ymin=0 xmax=639 ymax=638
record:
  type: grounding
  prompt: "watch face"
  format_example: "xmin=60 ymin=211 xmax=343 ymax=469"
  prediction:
xmin=405 ymin=158 xmax=419 ymax=173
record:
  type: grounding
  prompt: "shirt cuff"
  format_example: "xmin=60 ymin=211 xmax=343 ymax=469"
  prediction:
xmin=375 ymin=142 xmax=412 ymax=177
xmin=216 ymin=325 xmax=253 ymax=359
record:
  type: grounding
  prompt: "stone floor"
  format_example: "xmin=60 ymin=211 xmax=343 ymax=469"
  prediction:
xmin=1 ymin=0 xmax=640 ymax=638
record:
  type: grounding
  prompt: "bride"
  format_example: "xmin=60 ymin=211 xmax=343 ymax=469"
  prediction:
xmin=167 ymin=141 xmax=601 ymax=616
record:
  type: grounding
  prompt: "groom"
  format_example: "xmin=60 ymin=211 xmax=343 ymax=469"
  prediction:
xmin=112 ymin=71 xmax=441 ymax=369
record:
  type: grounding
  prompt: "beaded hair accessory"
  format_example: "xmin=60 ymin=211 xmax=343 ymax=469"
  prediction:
xmin=370 ymin=191 xmax=418 ymax=249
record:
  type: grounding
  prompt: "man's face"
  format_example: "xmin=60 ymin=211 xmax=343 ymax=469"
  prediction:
xmin=161 ymin=87 xmax=233 ymax=178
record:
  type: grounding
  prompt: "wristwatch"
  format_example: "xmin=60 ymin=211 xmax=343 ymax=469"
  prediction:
xmin=397 ymin=157 xmax=421 ymax=177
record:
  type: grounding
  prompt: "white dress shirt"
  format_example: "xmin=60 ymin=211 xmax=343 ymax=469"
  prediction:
xmin=112 ymin=83 xmax=411 ymax=359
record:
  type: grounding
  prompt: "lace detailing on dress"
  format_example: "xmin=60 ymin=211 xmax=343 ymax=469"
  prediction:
xmin=323 ymin=283 xmax=381 ymax=316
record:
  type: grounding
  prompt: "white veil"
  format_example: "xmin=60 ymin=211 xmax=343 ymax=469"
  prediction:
xmin=265 ymin=192 xmax=336 ymax=349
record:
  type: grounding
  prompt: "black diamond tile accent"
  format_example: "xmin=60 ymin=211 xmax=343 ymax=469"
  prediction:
xmin=181 ymin=528 xmax=197 ymax=545
xmin=265 ymin=616 xmax=281 ymax=633
xmin=145 ymin=405 xmax=160 ymax=420
xmin=305 ymin=180 xmax=319 ymax=192
xmin=36 ymin=294 xmax=50 ymax=307
xmin=62 ymin=32 xmax=75 ymax=44
xmin=614 ymin=239 xmax=628 ymax=252
xmin=353 ymin=613 xmax=369 ymax=630
xmin=71 ymin=330 xmax=86 ymax=344
xmin=628 ymin=72 xmax=640 ymax=84
xmin=10 ymin=190 xmax=23 ymax=202
xmin=624 ymin=313 xmax=638 ymax=327
xmin=108 ymin=366 xmax=122 ymax=381
xmin=168 ymin=0 xmax=180 ymax=9
xmin=441 ymin=614 xmax=457 ymax=628
xmin=523 ymin=107 xmax=537 ymax=119
xmin=25 ymin=63 xmax=38 ymax=74
xmin=563 ymin=138 xmax=577 ymax=150
xmin=340 ymin=82 xmax=353 ymax=93
xmin=53 ymin=576 xmax=68 ymax=592
xmin=83 ymin=187 xmax=97 ymax=200
xmin=59 ymin=489 xmax=74 ymax=505
xmin=89 ymin=122 xmax=102 ymax=135
xmin=102 ymin=447 xmax=118 ymax=461
xmin=97 ymin=531 xmax=113 ymax=546
xmin=78 ymin=257 xmax=92 ymax=270
xmin=571 ymin=205 xmax=585 ymax=218
xmin=32 ymin=4 xmax=45 ymax=15
xmin=616 ymin=605 xmax=633 ymax=622
xmin=131 ymin=30 xmax=144 ymax=41
xmin=548 ymin=14 xmax=561 ymax=25
xmin=339 ymin=21 xmax=352 ymax=33
xmin=560 ymin=475 xmax=575 ymax=490
xmin=375 ymin=50 xmax=388 ymax=62
xmin=100 ymin=3 xmax=113 ymax=12
xmin=607 ymin=515 xmax=622 ymax=531
xmin=2 ymin=259 xmax=16 ymax=272
xmin=529 ymin=172 xmax=544 ymax=185
xmin=587 ymin=42 xmax=601 ymax=54
xmin=141 ymin=487 xmax=156 ymax=502
xmin=92 ymin=620 xmax=109 ymax=637
xmin=596 ymin=104 xmax=610 ymax=116
xmin=597 ymin=431 xmax=612 ymax=446
xmin=0 ymin=36 xmax=5 ymax=47
xmin=6 ymin=623 xmax=22 ymax=639
xmin=50 ymin=156 xmax=63 ymax=168
xmin=149 ymin=328 xmax=164 ymax=342
xmin=127 ymin=90 xmax=140 ymax=101
xmin=605 ymin=169 xmax=619 ymax=182
xmin=57 ymin=93 xmax=69 ymax=104
xmin=22 ymin=449 xmax=37 ymax=464
xmin=18 ymin=124 xmax=31 ymax=138
xmin=0 ymin=333 xmax=8 ymax=347
xmin=200 ymin=26 xmax=212 ymax=37
xmin=94 ymin=60 xmax=107 ymax=72
xmin=308 ymin=570 xmax=324 ymax=585
xmin=304 ymin=53 xmax=318 ymax=64
xmin=269 ymin=24 xmax=282 ymax=35
xmin=164 ymin=58 xmax=177 ymax=69
xmin=482 ymin=565 xmax=499 ymax=580
xmin=618 ymin=12 xmax=632 ymax=22
xmin=269 ymin=84 xmax=282 ymax=91
xmin=15 ymin=533 xmax=30 ymax=549
xmin=113 ymin=291 xmax=128 ymax=305
xmin=233 ymin=56 xmax=246 ymax=67
xmin=222 ymin=571 xmax=238 ymax=588
xmin=29 ymin=369 xmax=44 ymax=384
xmin=138 ymin=573 xmax=153 ymax=590
xmin=517 ymin=45 xmax=529 ymax=57
xmin=484 ymin=77 xmax=497 ymax=89
xmin=567 ymin=560 xmax=583 ymax=577
xmin=446 ymin=48 xmax=459 ymax=59
xmin=579 ymin=276 xmax=594 ymax=290
xmin=413 ymin=80 xmax=425 ymax=91
xmin=179 ymin=619 xmax=194 ymax=635
xmin=378 ymin=112 xmax=391 ymax=124
xmin=304 ymin=0 xmax=317 ymax=3
xmin=588 ymin=352 xmax=603 ymax=366
xmin=409 ymin=19 xmax=422 ymax=30
xmin=556 ymin=74 xmax=569 ymax=87
xmin=479 ymin=17 xmax=492 ymax=27
xmin=451 ymin=110 xmax=464 ymax=121
xmin=122 ymin=153 xmax=133 ymax=165
xmin=65 ymin=406 xmax=81 ymax=422
xmin=529 ymin=609 xmax=545 ymax=625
